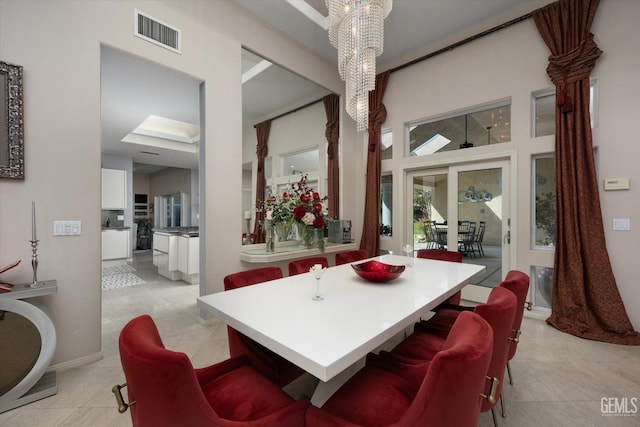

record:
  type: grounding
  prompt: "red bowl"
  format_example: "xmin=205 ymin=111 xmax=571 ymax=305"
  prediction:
xmin=351 ymin=260 xmax=405 ymax=283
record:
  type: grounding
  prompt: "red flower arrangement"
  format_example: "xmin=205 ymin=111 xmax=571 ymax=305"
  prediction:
xmin=290 ymin=174 xmax=328 ymax=230
xmin=264 ymin=174 xmax=328 ymax=250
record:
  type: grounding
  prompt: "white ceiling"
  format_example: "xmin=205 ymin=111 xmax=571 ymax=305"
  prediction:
xmin=101 ymin=0 xmax=546 ymax=174
xmin=233 ymin=0 xmax=541 ymax=68
xmin=101 ymin=46 xmax=202 ymax=173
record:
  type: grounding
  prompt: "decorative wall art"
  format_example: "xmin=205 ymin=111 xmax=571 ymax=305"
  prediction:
xmin=0 ymin=60 xmax=24 ymax=179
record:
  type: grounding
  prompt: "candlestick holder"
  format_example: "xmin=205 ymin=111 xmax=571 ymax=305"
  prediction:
xmin=27 ymin=239 xmax=42 ymax=287
xmin=264 ymin=219 xmax=274 ymax=252
xmin=309 ymin=267 xmax=326 ymax=301
xmin=244 ymin=219 xmax=252 ymax=245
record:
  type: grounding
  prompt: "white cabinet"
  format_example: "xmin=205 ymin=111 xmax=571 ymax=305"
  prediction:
xmin=153 ymin=232 xmax=180 ymax=280
xmin=152 ymin=232 xmax=178 ymax=271
xmin=101 ymin=230 xmax=130 ymax=260
xmin=101 ymin=168 xmax=126 ymax=209
xmin=178 ymin=236 xmax=199 ymax=275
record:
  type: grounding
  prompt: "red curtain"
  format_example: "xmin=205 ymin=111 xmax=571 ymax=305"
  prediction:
xmin=252 ymin=120 xmax=271 ymax=244
xmin=324 ymin=94 xmax=340 ymax=219
xmin=359 ymin=71 xmax=390 ymax=257
xmin=533 ymin=0 xmax=639 ymax=344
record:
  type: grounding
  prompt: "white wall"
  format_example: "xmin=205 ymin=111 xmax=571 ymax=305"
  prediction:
xmin=0 ymin=0 xmax=344 ymax=367
xmin=378 ymin=0 xmax=640 ymax=328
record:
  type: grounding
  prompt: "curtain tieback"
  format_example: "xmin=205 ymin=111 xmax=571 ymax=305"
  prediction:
xmin=546 ymin=34 xmax=602 ymax=114
xmin=368 ymin=104 xmax=387 ymax=152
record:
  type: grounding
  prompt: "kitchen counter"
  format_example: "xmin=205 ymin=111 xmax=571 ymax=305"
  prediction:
xmin=153 ymin=229 xmax=199 ymax=283
xmin=153 ymin=227 xmax=199 ymax=237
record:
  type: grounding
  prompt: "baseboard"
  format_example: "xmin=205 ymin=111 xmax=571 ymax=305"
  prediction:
xmin=524 ymin=308 xmax=550 ymax=321
xmin=49 ymin=351 xmax=104 ymax=373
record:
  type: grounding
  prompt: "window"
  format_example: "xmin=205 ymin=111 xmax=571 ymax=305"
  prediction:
xmin=408 ymin=103 xmax=511 ymax=157
xmin=533 ymin=266 xmax=553 ymax=309
xmin=280 ymin=148 xmax=319 ymax=176
xmin=533 ymin=80 xmax=598 ymax=137
xmin=380 ymin=174 xmax=392 ymax=236
xmin=533 ymin=90 xmax=555 ymax=137
xmin=533 ymin=155 xmax=555 ymax=248
xmin=381 ymin=129 xmax=392 ymax=160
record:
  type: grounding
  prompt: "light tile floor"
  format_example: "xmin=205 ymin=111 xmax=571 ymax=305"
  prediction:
xmin=1 ymin=252 xmax=639 ymax=427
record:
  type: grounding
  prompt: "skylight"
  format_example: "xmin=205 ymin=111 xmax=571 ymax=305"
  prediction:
xmin=242 ymin=59 xmax=272 ymax=84
xmin=411 ymin=134 xmax=451 ymax=156
xmin=121 ymin=115 xmax=199 ymax=153
xmin=286 ymin=0 xmax=328 ymax=30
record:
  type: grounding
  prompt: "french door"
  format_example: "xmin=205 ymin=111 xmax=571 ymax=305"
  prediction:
xmin=407 ymin=160 xmax=511 ymax=303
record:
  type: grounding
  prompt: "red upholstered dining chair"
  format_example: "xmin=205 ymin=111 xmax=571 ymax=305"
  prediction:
xmin=223 ymin=267 xmax=304 ymax=387
xmin=113 ymin=314 xmax=308 ymax=427
xmin=334 ymin=249 xmax=368 ymax=265
xmin=499 ymin=270 xmax=530 ymax=385
xmin=287 ymin=256 xmax=329 ymax=276
xmin=375 ymin=286 xmax=516 ymax=427
xmin=305 ymin=311 xmax=494 ymax=427
xmin=416 ymin=249 xmax=463 ymax=305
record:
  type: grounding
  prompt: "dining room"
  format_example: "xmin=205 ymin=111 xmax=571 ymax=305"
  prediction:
xmin=1 ymin=0 xmax=639 ymax=426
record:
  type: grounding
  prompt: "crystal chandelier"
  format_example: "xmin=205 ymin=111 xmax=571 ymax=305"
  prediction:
xmin=326 ymin=0 xmax=392 ymax=131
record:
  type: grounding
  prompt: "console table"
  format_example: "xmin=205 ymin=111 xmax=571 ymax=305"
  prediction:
xmin=0 ymin=280 xmax=58 ymax=413
xmin=240 ymin=241 xmax=358 ymax=263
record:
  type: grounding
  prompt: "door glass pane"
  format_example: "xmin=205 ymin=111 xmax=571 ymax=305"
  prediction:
xmin=380 ymin=174 xmax=393 ymax=236
xmin=457 ymin=168 xmax=503 ymax=287
xmin=172 ymin=194 xmax=181 ymax=227
xmin=412 ymin=173 xmax=447 ymax=251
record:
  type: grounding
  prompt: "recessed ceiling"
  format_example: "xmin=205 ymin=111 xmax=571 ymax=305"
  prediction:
xmin=101 ymin=46 xmax=202 ymax=171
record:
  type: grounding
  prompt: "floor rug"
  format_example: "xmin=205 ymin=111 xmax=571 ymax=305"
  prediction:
xmin=102 ymin=265 xmax=146 ymax=290
xmin=102 ymin=264 xmax=136 ymax=276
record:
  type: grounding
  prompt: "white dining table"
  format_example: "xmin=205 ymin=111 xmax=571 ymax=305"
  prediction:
xmin=197 ymin=254 xmax=485 ymax=405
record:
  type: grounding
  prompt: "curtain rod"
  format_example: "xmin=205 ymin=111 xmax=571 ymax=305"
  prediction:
xmin=389 ymin=12 xmax=533 ymax=74
xmin=255 ymin=11 xmax=533 ymax=126
xmin=255 ymin=97 xmax=325 ymax=127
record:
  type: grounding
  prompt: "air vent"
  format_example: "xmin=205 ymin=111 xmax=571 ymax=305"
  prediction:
xmin=134 ymin=9 xmax=181 ymax=54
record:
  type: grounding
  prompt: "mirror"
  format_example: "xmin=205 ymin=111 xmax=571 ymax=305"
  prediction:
xmin=0 ymin=61 xmax=24 ymax=179
xmin=241 ymin=48 xmax=335 ymax=242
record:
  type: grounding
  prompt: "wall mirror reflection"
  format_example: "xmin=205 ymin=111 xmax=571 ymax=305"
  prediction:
xmin=241 ymin=48 xmax=334 ymax=243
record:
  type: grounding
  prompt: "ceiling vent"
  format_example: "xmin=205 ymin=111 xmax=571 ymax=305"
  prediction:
xmin=134 ymin=9 xmax=181 ymax=54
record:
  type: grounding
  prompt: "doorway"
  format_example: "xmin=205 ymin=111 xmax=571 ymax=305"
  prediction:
xmin=100 ymin=45 xmax=203 ymax=300
xmin=407 ymin=159 xmax=511 ymax=303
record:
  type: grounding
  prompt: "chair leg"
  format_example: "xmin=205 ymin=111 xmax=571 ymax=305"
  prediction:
xmin=500 ymin=392 xmax=506 ymax=418
xmin=506 ymin=360 xmax=513 ymax=385
xmin=491 ymin=406 xmax=499 ymax=427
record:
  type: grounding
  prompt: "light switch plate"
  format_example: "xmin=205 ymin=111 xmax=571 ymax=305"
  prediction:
xmin=53 ymin=220 xmax=82 ymax=236
xmin=612 ymin=218 xmax=630 ymax=231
